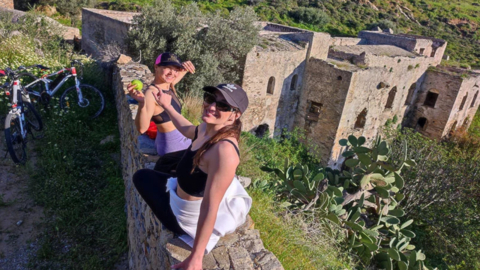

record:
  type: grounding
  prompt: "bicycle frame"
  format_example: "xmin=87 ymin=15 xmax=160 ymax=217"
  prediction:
xmin=6 ymin=78 xmax=28 ymax=139
xmin=25 ymin=67 xmax=80 ymax=99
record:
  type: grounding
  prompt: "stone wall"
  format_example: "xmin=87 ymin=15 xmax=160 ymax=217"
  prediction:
xmin=82 ymin=8 xmax=139 ymax=58
xmin=0 ymin=0 xmax=13 ymax=9
xmin=294 ymin=59 xmax=353 ymax=164
xmin=241 ymin=45 xmax=309 ymax=136
xmin=113 ymin=58 xmax=283 ymax=270
xmin=329 ymin=37 xmax=362 ymax=46
xmin=297 ymin=50 xmax=434 ymax=167
xmin=407 ymin=69 xmax=480 ymax=139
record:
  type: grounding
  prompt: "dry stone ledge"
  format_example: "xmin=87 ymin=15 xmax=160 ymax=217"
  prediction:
xmin=165 ymin=216 xmax=283 ymax=270
xmin=112 ymin=56 xmax=283 ymax=269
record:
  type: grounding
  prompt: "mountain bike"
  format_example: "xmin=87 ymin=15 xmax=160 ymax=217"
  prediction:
xmin=20 ymin=60 xmax=105 ymax=119
xmin=0 ymin=67 xmax=43 ymax=164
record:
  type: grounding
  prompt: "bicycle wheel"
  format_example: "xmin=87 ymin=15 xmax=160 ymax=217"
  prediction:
xmin=60 ymin=84 xmax=105 ymax=119
xmin=4 ymin=113 xmax=27 ymax=164
xmin=24 ymin=102 xmax=44 ymax=139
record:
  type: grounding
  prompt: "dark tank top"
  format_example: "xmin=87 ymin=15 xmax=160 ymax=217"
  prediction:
xmin=150 ymin=85 xmax=182 ymax=124
xmin=176 ymin=127 xmax=240 ymax=197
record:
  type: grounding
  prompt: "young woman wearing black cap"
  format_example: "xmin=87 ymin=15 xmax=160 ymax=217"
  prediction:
xmin=133 ymin=84 xmax=251 ymax=270
xmin=128 ymin=52 xmax=196 ymax=174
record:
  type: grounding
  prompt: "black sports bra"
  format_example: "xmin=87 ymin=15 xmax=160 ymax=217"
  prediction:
xmin=150 ymin=85 xmax=182 ymax=124
xmin=176 ymin=127 xmax=240 ymax=197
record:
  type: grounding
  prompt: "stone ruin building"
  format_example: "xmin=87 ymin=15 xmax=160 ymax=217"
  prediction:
xmin=81 ymin=8 xmax=480 ymax=168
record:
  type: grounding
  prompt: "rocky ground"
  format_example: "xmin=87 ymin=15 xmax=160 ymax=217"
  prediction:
xmin=0 ymin=134 xmax=43 ymax=270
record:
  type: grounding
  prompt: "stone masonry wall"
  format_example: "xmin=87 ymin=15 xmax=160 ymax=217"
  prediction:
xmin=113 ymin=58 xmax=283 ymax=270
xmin=82 ymin=8 xmax=139 ymax=58
xmin=297 ymin=51 xmax=434 ymax=167
xmin=242 ymin=46 xmax=309 ymax=136
xmin=408 ymin=69 xmax=480 ymax=139
xmin=0 ymin=0 xmax=13 ymax=9
xmin=327 ymin=55 xmax=432 ymax=167
xmin=443 ymin=74 xmax=480 ymax=137
xmin=329 ymin=37 xmax=362 ymax=46
xmin=294 ymin=59 xmax=353 ymax=164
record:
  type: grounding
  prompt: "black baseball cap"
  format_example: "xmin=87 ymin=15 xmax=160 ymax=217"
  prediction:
xmin=203 ymin=83 xmax=249 ymax=113
xmin=155 ymin=52 xmax=183 ymax=69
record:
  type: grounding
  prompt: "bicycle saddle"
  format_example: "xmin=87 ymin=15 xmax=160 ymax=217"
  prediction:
xmin=0 ymin=70 xmax=5 ymax=77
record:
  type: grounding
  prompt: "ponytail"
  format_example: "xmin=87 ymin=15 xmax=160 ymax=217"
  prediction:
xmin=192 ymin=118 xmax=242 ymax=173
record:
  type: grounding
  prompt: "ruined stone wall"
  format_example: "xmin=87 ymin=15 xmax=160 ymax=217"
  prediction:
xmin=241 ymin=46 xmax=309 ymax=136
xmin=443 ymin=75 xmax=480 ymax=137
xmin=294 ymin=59 xmax=352 ymax=163
xmin=359 ymin=31 xmax=418 ymax=52
xmin=296 ymin=53 xmax=432 ymax=167
xmin=0 ymin=0 xmax=13 ymax=9
xmin=406 ymin=70 xmax=462 ymax=139
xmin=327 ymin=57 xmax=431 ymax=167
xmin=82 ymin=8 xmax=138 ymax=58
xmin=329 ymin=37 xmax=362 ymax=46
xmin=113 ymin=59 xmax=283 ymax=270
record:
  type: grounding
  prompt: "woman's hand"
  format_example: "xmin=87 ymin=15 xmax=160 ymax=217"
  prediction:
xmin=171 ymin=254 xmax=203 ymax=270
xmin=152 ymin=88 xmax=172 ymax=110
xmin=127 ymin=83 xmax=145 ymax=103
xmin=182 ymin=61 xmax=196 ymax=74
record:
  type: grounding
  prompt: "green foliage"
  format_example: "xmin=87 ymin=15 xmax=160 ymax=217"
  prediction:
xmin=368 ymin=19 xmax=398 ymax=33
xmin=127 ymin=0 xmax=259 ymax=94
xmin=263 ymin=135 xmax=433 ymax=269
xmin=248 ymin=188 xmax=353 ymax=269
xmin=288 ymin=7 xmax=329 ymax=27
xmin=237 ymin=128 xmax=320 ymax=183
xmin=384 ymin=127 xmax=480 ymax=269
xmin=28 ymin=63 xmax=127 ymax=269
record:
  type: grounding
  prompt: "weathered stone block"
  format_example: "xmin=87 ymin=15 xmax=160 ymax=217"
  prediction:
xmin=229 ymin=247 xmax=254 ymax=270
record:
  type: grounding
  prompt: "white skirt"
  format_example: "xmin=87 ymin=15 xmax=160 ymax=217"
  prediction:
xmin=166 ymin=176 xmax=252 ymax=253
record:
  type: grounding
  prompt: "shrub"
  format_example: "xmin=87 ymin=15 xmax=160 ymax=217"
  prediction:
xmin=368 ymin=19 xmax=398 ymax=33
xmin=288 ymin=7 xmax=330 ymax=26
xmin=127 ymin=0 xmax=259 ymax=95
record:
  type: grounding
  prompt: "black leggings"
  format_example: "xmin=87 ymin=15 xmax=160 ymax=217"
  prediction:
xmin=153 ymin=149 xmax=186 ymax=176
xmin=132 ymin=169 xmax=186 ymax=235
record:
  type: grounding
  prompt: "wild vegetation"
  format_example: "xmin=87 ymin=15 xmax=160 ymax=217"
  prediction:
xmin=126 ymin=0 xmax=259 ymax=95
xmin=3 ymin=1 xmax=480 ymax=269
xmin=0 ymin=15 xmax=126 ymax=269
xmin=21 ymin=0 xmax=480 ymax=68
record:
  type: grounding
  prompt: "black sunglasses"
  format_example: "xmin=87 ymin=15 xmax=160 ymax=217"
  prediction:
xmin=203 ymin=92 xmax=237 ymax=112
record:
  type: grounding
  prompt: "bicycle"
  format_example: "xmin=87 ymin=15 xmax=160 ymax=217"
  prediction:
xmin=0 ymin=67 xmax=43 ymax=164
xmin=21 ymin=60 xmax=105 ymax=119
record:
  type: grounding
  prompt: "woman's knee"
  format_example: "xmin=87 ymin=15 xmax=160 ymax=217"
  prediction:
xmin=133 ymin=169 xmax=153 ymax=189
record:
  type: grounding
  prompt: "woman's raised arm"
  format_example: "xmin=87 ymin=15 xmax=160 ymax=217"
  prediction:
xmin=153 ymin=90 xmax=197 ymax=140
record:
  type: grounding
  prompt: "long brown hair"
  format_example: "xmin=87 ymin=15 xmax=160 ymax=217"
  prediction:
xmin=192 ymin=118 xmax=242 ymax=172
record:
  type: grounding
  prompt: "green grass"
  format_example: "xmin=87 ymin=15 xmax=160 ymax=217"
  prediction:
xmin=248 ymin=189 xmax=353 ymax=269
xmin=26 ymin=63 xmax=127 ymax=269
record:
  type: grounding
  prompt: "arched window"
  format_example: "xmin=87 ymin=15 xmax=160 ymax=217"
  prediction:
xmin=416 ymin=117 xmax=428 ymax=131
xmin=471 ymin=91 xmax=478 ymax=108
xmin=290 ymin=75 xmax=298 ymax=91
xmin=354 ymin=108 xmax=367 ymax=129
xmin=385 ymin=86 xmax=397 ymax=109
xmin=459 ymin=93 xmax=468 ymax=110
xmin=405 ymin=83 xmax=416 ymax=105
xmin=267 ymin=77 xmax=275 ymax=95
xmin=424 ymin=90 xmax=439 ymax=107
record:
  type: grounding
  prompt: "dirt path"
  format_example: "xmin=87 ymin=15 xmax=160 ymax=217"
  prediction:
xmin=0 ymin=137 xmax=44 ymax=270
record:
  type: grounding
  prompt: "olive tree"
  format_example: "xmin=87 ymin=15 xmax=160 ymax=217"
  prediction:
xmin=127 ymin=0 xmax=259 ymax=94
